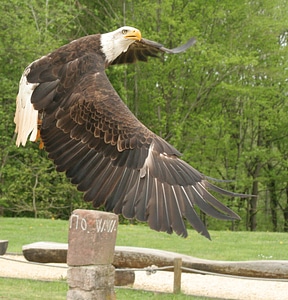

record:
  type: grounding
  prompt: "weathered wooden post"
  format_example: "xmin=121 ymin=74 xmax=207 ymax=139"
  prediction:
xmin=173 ymin=257 xmax=182 ymax=294
xmin=67 ymin=209 xmax=118 ymax=300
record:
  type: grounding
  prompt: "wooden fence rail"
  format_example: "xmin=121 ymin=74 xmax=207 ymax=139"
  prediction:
xmin=22 ymin=242 xmax=288 ymax=279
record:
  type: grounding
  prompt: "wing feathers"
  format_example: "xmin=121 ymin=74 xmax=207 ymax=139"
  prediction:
xmin=181 ymin=187 xmax=210 ymax=238
xmin=15 ymin=28 xmax=247 ymax=239
xmin=195 ymin=182 xmax=240 ymax=219
xmin=31 ymin=81 xmax=59 ymax=110
xmin=111 ymin=37 xmax=196 ymax=65
xmin=140 ymin=37 xmax=196 ymax=54
xmin=134 ymin=168 xmax=152 ymax=222
xmin=168 ymin=185 xmax=187 ymax=236
xmin=41 ymin=109 xmax=242 ymax=239
xmin=204 ymin=181 xmax=250 ymax=198
xmin=68 ymin=150 xmax=101 ymax=185
xmin=147 ymin=180 xmax=175 ymax=235
xmin=94 ymin=165 xmax=124 ymax=206
xmin=112 ymin=169 xmax=138 ymax=213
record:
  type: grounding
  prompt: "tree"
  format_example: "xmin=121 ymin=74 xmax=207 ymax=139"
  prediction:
xmin=1 ymin=0 xmax=288 ymax=233
xmin=0 ymin=0 xmax=88 ymax=218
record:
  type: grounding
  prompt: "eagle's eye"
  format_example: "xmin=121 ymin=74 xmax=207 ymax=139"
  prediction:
xmin=122 ymin=29 xmax=128 ymax=35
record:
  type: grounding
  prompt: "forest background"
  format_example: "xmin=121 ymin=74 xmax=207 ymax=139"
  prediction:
xmin=0 ymin=0 xmax=288 ymax=233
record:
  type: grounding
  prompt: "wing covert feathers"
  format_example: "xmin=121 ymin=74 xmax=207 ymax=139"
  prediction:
xmin=14 ymin=29 xmax=246 ymax=239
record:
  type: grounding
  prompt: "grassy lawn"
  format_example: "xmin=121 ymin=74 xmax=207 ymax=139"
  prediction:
xmin=0 ymin=278 xmax=67 ymax=300
xmin=0 ymin=217 xmax=287 ymax=299
xmin=0 ymin=278 xmax=213 ymax=300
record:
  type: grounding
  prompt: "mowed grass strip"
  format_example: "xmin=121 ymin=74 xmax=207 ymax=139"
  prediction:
xmin=0 ymin=277 xmax=215 ymax=300
xmin=0 ymin=278 xmax=67 ymax=300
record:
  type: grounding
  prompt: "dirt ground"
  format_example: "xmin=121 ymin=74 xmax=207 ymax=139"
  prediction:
xmin=1 ymin=254 xmax=288 ymax=299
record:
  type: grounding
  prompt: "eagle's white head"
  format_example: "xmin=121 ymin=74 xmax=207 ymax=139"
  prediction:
xmin=101 ymin=26 xmax=142 ymax=64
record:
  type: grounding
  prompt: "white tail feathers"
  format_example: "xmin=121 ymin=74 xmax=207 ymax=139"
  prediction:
xmin=14 ymin=69 xmax=39 ymax=147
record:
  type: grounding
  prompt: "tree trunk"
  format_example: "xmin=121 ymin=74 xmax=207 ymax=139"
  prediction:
xmin=268 ymin=179 xmax=278 ymax=231
xmin=266 ymin=162 xmax=278 ymax=231
xmin=248 ymin=163 xmax=261 ymax=231
xmin=32 ymin=173 xmax=39 ymax=219
xmin=249 ymin=180 xmax=258 ymax=231
xmin=248 ymin=119 xmax=263 ymax=231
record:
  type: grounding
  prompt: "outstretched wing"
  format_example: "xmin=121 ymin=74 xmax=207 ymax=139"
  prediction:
xmin=111 ymin=37 xmax=196 ymax=64
xmin=16 ymin=33 xmax=245 ymax=239
xmin=27 ymin=50 xmax=244 ymax=240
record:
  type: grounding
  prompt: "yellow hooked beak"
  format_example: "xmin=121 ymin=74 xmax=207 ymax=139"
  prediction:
xmin=124 ymin=29 xmax=142 ymax=41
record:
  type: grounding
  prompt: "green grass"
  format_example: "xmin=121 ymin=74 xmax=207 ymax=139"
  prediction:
xmin=117 ymin=223 xmax=288 ymax=261
xmin=116 ymin=288 xmax=214 ymax=299
xmin=0 ymin=278 xmax=67 ymax=300
xmin=0 ymin=217 xmax=287 ymax=299
xmin=1 ymin=217 xmax=287 ymax=261
xmin=0 ymin=278 xmax=212 ymax=300
xmin=0 ymin=217 xmax=68 ymax=253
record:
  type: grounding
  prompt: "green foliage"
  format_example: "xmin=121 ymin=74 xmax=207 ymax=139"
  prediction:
xmin=0 ymin=0 xmax=88 ymax=219
xmin=0 ymin=0 xmax=288 ymax=233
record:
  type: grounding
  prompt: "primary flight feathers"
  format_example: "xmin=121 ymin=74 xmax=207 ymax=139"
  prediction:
xmin=14 ymin=26 xmax=246 ymax=239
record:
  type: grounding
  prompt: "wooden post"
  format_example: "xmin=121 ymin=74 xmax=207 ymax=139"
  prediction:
xmin=173 ymin=257 xmax=182 ymax=294
xmin=66 ymin=209 xmax=118 ymax=300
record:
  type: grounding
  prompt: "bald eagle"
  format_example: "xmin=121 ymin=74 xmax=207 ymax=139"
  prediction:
xmin=14 ymin=26 xmax=245 ymax=239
